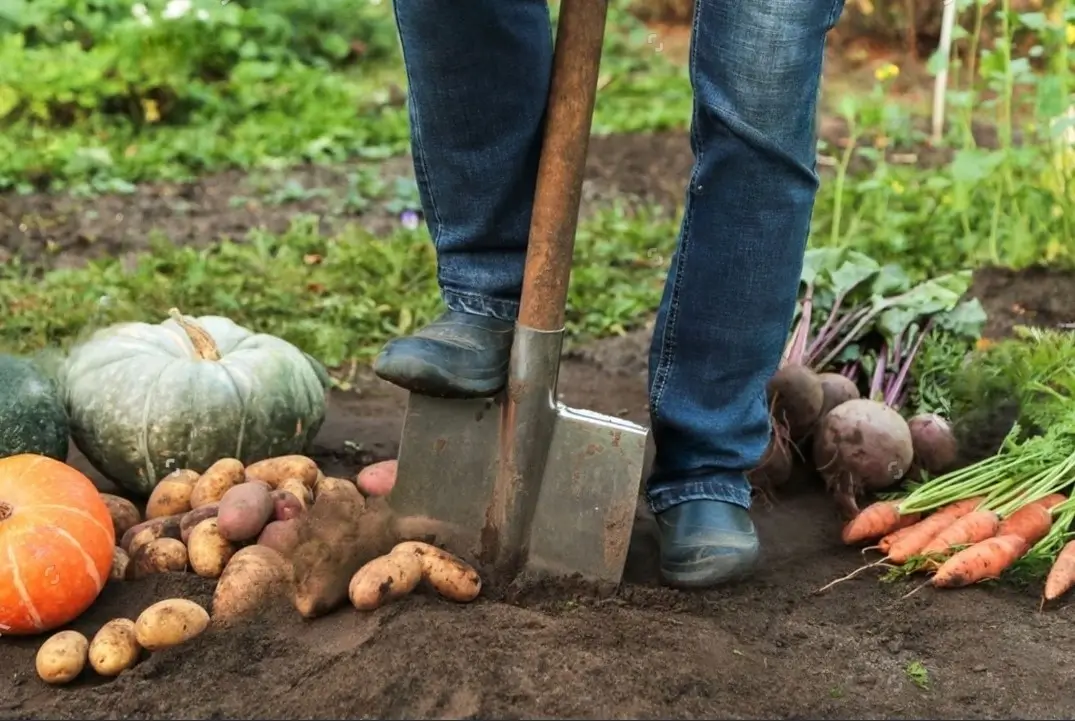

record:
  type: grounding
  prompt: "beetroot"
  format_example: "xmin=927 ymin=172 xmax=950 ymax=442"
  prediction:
xmin=816 ymin=372 xmax=860 ymax=420
xmin=907 ymin=413 xmax=959 ymax=476
xmin=813 ymin=398 xmax=915 ymax=519
xmin=767 ymin=364 xmax=824 ymax=442
xmin=748 ymin=436 xmax=794 ymax=493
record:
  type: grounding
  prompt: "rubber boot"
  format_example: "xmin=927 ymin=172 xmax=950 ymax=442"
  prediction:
xmin=655 ymin=499 xmax=761 ymax=589
xmin=373 ymin=310 xmax=514 ymax=398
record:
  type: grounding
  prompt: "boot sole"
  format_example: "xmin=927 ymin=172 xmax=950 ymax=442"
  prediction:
xmin=373 ymin=355 xmax=506 ymax=399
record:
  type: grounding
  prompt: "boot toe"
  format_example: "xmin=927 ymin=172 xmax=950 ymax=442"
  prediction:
xmin=656 ymin=500 xmax=760 ymax=589
xmin=372 ymin=311 xmax=512 ymax=398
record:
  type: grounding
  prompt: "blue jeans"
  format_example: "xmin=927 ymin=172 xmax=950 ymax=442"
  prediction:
xmin=392 ymin=0 xmax=844 ymax=514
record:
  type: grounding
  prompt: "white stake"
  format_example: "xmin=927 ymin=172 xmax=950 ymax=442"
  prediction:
xmin=931 ymin=0 xmax=959 ymax=144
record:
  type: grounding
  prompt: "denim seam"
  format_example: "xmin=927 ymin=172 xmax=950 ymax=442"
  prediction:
xmin=826 ymin=0 xmax=847 ymax=30
xmin=649 ymin=1 xmax=706 ymax=417
xmin=441 ymin=288 xmax=519 ymax=323
xmin=392 ymin=3 xmax=445 ymax=251
xmin=647 ymin=479 xmax=753 ymax=514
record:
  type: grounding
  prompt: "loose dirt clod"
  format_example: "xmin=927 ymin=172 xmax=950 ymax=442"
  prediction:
xmin=288 ymin=492 xmax=399 ymax=619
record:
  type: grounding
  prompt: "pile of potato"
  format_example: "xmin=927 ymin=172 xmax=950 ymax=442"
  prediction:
xmin=35 ymin=454 xmax=483 ymax=685
xmin=36 ymin=599 xmax=209 ymax=685
xmin=105 ymin=455 xmax=376 ymax=574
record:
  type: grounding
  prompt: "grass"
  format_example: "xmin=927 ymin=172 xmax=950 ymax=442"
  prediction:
xmin=0 ymin=0 xmax=692 ymax=193
xmin=0 ymin=205 xmax=681 ymax=367
xmin=1 ymin=0 xmax=1074 ymax=370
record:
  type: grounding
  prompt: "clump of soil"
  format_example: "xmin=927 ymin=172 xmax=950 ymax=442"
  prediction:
xmin=289 ymin=494 xmax=399 ymax=619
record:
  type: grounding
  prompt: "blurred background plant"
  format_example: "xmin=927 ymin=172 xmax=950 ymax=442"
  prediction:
xmin=0 ymin=0 xmax=1071 ymax=363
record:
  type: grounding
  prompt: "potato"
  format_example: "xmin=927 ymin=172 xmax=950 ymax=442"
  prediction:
xmin=348 ymin=552 xmax=423 ymax=611
xmin=129 ymin=537 xmax=188 ymax=579
xmin=190 ymin=458 xmax=245 ymax=509
xmin=212 ymin=545 xmax=290 ymax=624
xmin=257 ymin=519 xmax=301 ymax=556
xmin=180 ymin=503 xmax=219 ymax=544
xmin=127 ymin=528 xmax=156 ymax=559
xmin=110 ymin=546 xmax=130 ymax=582
xmin=145 ymin=469 xmax=199 ymax=519
xmin=392 ymin=541 xmax=482 ymax=602
xmin=277 ymin=478 xmax=312 ymax=510
xmin=356 ymin=460 xmax=397 ymax=497
xmin=99 ymin=493 xmax=142 ymax=539
xmin=36 ymin=630 xmax=89 ymax=685
xmin=314 ymin=476 xmax=361 ymax=502
xmin=270 ymin=490 xmax=304 ymax=522
xmin=134 ymin=599 xmax=210 ymax=651
xmin=88 ymin=619 xmax=140 ymax=677
xmin=217 ymin=481 xmax=274 ymax=542
xmin=126 ymin=518 xmax=182 ymax=558
xmin=187 ymin=518 xmax=236 ymax=579
xmin=120 ymin=513 xmax=184 ymax=553
xmin=245 ymin=455 xmax=320 ymax=489
xmin=315 ymin=478 xmax=366 ymax=511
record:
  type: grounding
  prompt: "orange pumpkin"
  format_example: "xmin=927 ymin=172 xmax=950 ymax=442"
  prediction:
xmin=0 ymin=454 xmax=114 ymax=636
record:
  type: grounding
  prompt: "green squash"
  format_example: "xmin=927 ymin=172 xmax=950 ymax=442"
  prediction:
xmin=62 ymin=308 xmax=331 ymax=498
xmin=0 ymin=354 xmax=70 ymax=461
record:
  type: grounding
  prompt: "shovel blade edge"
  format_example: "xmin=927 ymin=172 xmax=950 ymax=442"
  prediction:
xmin=391 ymin=392 xmax=502 ymax=561
xmin=525 ymin=405 xmax=649 ymax=587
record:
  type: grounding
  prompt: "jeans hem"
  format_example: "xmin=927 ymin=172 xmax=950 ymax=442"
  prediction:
xmin=442 ymin=288 xmax=520 ymax=324
xmin=646 ymin=477 xmax=753 ymax=514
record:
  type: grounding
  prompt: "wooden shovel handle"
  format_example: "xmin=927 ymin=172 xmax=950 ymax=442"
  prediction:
xmin=517 ymin=0 xmax=609 ymax=331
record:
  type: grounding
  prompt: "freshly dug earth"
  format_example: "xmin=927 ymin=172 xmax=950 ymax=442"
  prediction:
xmin=1 ymin=270 xmax=1074 ymax=720
xmin=3 ymin=121 xmax=1075 ymax=719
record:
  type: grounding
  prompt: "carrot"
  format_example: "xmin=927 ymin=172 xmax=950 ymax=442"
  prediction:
xmin=932 ymin=534 xmax=1028 ymax=589
xmin=874 ymin=514 xmax=926 ymax=552
xmin=841 ymin=501 xmax=919 ymax=545
xmin=1044 ymin=540 xmax=1075 ymax=601
xmin=886 ymin=497 xmax=983 ymax=563
xmin=1033 ymin=493 xmax=1068 ymax=512
xmin=997 ymin=502 xmax=1054 ymax=546
xmin=919 ymin=509 xmax=1001 ymax=556
xmin=879 ymin=523 xmax=917 ymax=554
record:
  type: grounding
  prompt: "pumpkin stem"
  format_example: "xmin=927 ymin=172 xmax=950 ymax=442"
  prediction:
xmin=0 ymin=501 xmax=11 ymax=521
xmin=168 ymin=308 xmax=222 ymax=361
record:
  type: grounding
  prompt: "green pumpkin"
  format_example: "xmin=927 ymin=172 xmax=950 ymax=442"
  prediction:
xmin=62 ymin=309 xmax=331 ymax=497
xmin=0 ymin=354 xmax=70 ymax=461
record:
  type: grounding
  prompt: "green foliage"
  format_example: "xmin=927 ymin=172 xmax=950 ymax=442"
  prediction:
xmin=0 ymin=0 xmax=690 ymax=192
xmin=0 ymin=0 xmax=409 ymax=191
xmin=949 ymin=326 xmax=1075 ymax=432
xmin=819 ymin=0 xmax=1075 ymax=273
xmin=0 ymin=206 xmax=681 ymax=366
xmin=0 ymin=0 xmax=1073 ymax=371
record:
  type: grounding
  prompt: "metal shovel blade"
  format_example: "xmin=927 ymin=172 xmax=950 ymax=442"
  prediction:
xmin=525 ymin=404 xmax=649 ymax=582
xmin=390 ymin=327 xmax=649 ymax=587
xmin=388 ymin=0 xmax=648 ymax=587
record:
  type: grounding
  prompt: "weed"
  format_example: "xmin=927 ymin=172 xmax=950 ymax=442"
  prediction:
xmin=904 ymin=659 xmax=931 ymax=690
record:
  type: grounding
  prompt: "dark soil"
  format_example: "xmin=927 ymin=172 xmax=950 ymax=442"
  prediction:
xmin=0 ymin=134 xmax=694 ymax=270
xmin=3 ymin=265 xmax=1074 ymax=720
xmin=3 ymin=133 xmax=1075 ymax=721
xmin=0 ymin=125 xmax=1009 ymax=270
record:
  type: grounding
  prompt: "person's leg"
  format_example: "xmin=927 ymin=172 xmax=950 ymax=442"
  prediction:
xmin=374 ymin=0 xmax=552 ymax=398
xmin=648 ymin=0 xmax=845 ymax=588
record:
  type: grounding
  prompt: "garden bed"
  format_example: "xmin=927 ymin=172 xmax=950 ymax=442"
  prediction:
xmin=1 ymin=263 xmax=1073 ymax=720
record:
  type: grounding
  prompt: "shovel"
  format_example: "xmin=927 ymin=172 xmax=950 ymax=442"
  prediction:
xmin=389 ymin=0 xmax=650 ymax=588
